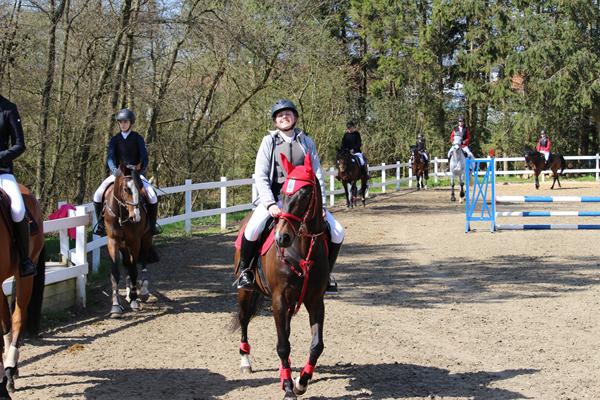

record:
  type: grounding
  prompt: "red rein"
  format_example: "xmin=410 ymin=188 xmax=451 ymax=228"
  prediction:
xmin=277 ymin=180 xmax=326 ymax=315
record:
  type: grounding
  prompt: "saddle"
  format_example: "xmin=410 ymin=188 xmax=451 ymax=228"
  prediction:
xmin=0 ymin=188 xmax=39 ymax=237
xmin=235 ymin=217 xmax=276 ymax=258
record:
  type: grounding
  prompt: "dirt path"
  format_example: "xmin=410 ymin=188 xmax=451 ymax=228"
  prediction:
xmin=13 ymin=180 xmax=600 ymax=399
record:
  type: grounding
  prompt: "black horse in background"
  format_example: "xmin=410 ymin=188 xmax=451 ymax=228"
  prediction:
xmin=523 ymin=147 xmax=566 ymax=190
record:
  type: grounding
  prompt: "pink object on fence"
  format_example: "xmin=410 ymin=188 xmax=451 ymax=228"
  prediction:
xmin=48 ymin=204 xmax=77 ymax=239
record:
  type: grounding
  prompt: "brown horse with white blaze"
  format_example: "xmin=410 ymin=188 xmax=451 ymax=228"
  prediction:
xmin=103 ymin=164 xmax=154 ymax=317
xmin=233 ymin=153 xmax=330 ymax=399
xmin=0 ymin=185 xmax=45 ymax=397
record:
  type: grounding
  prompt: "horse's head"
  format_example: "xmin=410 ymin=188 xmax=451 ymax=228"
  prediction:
xmin=335 ymin=147 xmax=353 ymax=174
xmin=114 ymin=163 xmax=144 ymax=223
xmin=522 ymin=147 xmax=540 ymax=170
xmin=275 ymin=153 xmax=322 ymax=248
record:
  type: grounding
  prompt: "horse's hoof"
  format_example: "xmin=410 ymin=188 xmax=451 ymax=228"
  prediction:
xmin=110 ymin=305 xmax=124 ymax=317
xmin=240 ymin=366 xmax=252 ymax=374
xmin=293 ymin=377 xmax=308 ymax=396
xmin=451 ymin=197 xmax=456 ymax=202
xmin=139 ymin=280 xmax=150 ymax=302
xmin=129 ymin=299 xmax=140 ymax=311
xmin=4 ymin=368 xmax=16 ymax=394
xmin=283 ymin=392 xmax=297 ymax=400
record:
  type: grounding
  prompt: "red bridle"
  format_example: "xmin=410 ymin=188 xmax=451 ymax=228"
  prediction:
xmin=277 ymin=178 xmax=326 ymax=315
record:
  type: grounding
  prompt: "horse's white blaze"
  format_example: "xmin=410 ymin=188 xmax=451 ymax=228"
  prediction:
xmin=4 ymin=345 xmax=18 ymax=368
xmin=240 ymin=354 xmax=252 ymax=371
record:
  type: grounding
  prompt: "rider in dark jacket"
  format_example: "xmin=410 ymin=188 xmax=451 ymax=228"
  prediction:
xmin=341 ymin=121 xmax=368 ymax=177
xmin=92 ymin=109 xmax=160 ymax=236
xmin=0 ymin=95 xmax=36 ymax=276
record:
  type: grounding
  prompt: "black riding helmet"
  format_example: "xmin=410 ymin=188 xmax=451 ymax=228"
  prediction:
xmin=458 ymin=115 xmax=465 ymax=123
xmin=116 ymin=108 xmax=135 ymax=124
xmin=271 ymin=99 xmax=298 ymax=119
xmin=346 ymin=120 xmax=355 ymax=129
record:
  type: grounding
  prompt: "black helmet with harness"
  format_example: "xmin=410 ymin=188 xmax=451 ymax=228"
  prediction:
xmin=116 ymin=108 xmax=135 ymax=124
xmin=271 ymin=99 xmax=298 ymax=119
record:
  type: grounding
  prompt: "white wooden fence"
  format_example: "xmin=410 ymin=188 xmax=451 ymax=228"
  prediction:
xmin=3 ymin=205 xmax=90 ymax=307
xmin=46 ymin=153 xmax=600 ymax=285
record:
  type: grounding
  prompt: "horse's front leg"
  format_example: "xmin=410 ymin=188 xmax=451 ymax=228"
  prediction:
xmin=534 ymin=173 xmax=540 ymax=190
xmin=139 ymin=233 xmax=153 ymax=302
xmin=342 ymin=181 xmax=351 ymax=208
xmin=351 ymin=183 xmax=358 ymax=207
xmin=5 ymin=275 xmax=33 ymax=393
xmin=125 ymin=261 xmax=139 ymax=311
xmin=294 ymin=298 xmax=324 ymax=396
xmin=450 ymin=177 xmax=456 ymax=202
xmin=107 ymin=238 xmax=124 ymax=317
xmin=273 ymin=295 xmax=295 ymax=399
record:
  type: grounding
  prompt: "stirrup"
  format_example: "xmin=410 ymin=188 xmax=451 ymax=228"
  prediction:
xmin=234 ymin=269 xmax=255 ymax=290
xmin=325 ymin=276 xmax=338 ymax=295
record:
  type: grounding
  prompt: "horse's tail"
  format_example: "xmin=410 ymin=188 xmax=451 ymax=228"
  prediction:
xmin=559 ymin=154 xmax=566 ymax=174
xmin=229 ymin=290 xmax=263 ymax=333
xmin=26 ymin=245 xmax=46 ymax=337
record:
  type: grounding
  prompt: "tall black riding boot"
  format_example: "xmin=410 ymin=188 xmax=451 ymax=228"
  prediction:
xmin=325 ymin=242 xmax=342 ymax=295
xmin=13 ymin=219 xmax=36 ymax=277
xmin=236 ymin=236 xmax=259 ymax=290
xmin=147 ymin=202 xmax=160 ymax=235
xmin=93 ymin=201 xmax=106 ymax=236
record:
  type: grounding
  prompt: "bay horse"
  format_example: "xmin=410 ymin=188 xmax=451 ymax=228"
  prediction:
xmin=448 ymin=136 xmax=466 ymax=202
xmin=0 ymin=185 xmax=45 ymax=396
xmin=103 ymin=164 xmax=153 ymax=317
xmin=523 ymin=147 xmax=566 ymax=190
xmin=233 ymin=153 xmax=330 ymax=399
xmin=336 ymin=147 xmax=367 ymax=207
xmin=410 ymin=145 xmax=428 ymax=190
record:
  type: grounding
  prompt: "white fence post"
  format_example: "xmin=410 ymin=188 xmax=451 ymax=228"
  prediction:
xmin=408 ymin=164 xmax=413 ymax=188
xmin=381 ymin=163 xmax=386 ymax=193
xmin=57 ymin=201 xmax=69 ymax=264
xmin=220 ymin=177 xmax=227 ymax=230
xmin=251 ymin=174 xmax=258 ymax=205
xmin=90 ymin=203 xmax=100 ymax=271
xmin=396 ymin=161 xmax=401 ymax=190
xmin=596 ymin=154 xmax=599 ymax=181
xmin=185 ymin=179 xmax=192 ymax=234
xmin=434 ymin=157 xmax=439 ymax=184
xmin=329 ymin=167 xmax=335 ymax=207
xmin=74 ymin=205 xmax=88 ymax=307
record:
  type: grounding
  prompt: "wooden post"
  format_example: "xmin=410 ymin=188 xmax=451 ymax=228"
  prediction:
xmin=185 ymin=179 xmax=192 ymax=234
xmin=74 ymin=205 xmax=88 ymax=308
xmin=220 ymin=177 xmax=227 ymax=230
xmin=329 ymin=167 xmax=335 ymax=207
xmin=381 ymin=163 xmax=386 ymax=193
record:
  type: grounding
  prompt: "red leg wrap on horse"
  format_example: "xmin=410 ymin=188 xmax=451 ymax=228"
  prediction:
xmin=301 ymin=362 xmax=315 ymax=378
xmin=240 ymin=341 xmax=251 ymax=354
xmin=280 ymin=366 xmax=292 ymax=388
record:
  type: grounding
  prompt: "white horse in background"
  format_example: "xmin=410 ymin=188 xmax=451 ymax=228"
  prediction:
xmin=448 ymin=135 xmax=466 ymax=202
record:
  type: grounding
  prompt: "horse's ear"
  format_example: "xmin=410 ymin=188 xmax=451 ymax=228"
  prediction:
xmin=280 ymin=153 xmax=294 ymax=175
xmin=303 ymin=153 xmax=313 ymax=175
xmin=119 ymin=163 xmax=128 ymax=174
xmin=136 ymin=163 xmax=142 ymax=171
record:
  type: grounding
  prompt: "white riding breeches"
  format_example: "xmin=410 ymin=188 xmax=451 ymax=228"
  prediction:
xmin=448 ymin=146 xmax=474 ymax=160
xmin=244 ymin=201 xmax=345 ymax=244
xmin=540 ymin=151 xmax=549 ymax=161
xmin=93 ymin=175 xmax=158 ymax=204
xmin=354 ymin=152 xmax=365 ymax=166
xmin=0 ymin=174 xmax=25 ymax=222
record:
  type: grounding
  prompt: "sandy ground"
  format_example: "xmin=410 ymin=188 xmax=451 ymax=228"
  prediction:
xmin=11 ymin=179 xmax=600 ymax=400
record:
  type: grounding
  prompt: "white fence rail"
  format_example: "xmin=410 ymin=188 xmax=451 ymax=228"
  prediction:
xmin=48 ymin=154 xmax=600 ymax=274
